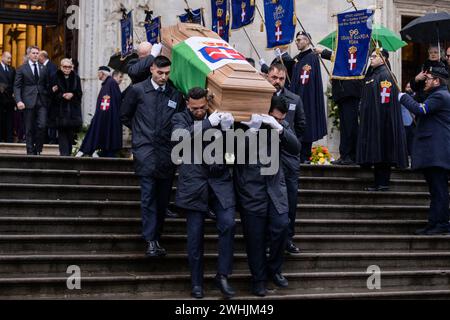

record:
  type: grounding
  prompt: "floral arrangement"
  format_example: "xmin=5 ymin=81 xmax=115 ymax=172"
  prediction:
xmin=310 ymin=146 xmax=333 ymax=165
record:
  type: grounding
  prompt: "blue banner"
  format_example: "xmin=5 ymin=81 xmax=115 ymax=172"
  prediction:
xmin=263 ymin=0 xmax=296 ymax=49
xmin=332 ymin=9 xmax=374 ymax=80
xmin=120 ymin=11 xmax=134 ymax=59
xmin=211 ymin=0 xmax=230 ymax=42
xmin=145 ymin=16 xmax=161 ymax=45
xmin=231 ymin=0 xmax=255 ymax=30
xmin=179 ymin=8 xmax=204 ymax=26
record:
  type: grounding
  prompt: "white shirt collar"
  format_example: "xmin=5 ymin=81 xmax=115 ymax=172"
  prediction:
xmin=151 ymin=78 xmax=165 ymax=91
xmin=28 ymin=60 xmax=39 ymax=68
xmin=1 ymin=62 xmax=7 ymax=69
xmin=43 ymin=59 xmax=49 ymax=66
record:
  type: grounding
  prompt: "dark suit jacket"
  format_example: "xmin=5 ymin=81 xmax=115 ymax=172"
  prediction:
xmin=14 ymin=62 xmax=51 ymax=108
xmin=0 ymin=64 xmax=16 ymax=107
xmin=45 ymin=60 xmax=58 ymax=84
xmin=127 ymin=55 xmax=155 ymax=84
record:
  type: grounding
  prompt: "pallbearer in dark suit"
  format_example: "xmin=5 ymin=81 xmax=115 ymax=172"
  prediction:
xmin=14 ymin=46 xmax=51 ymax=155
xmin=267 ymin=63 xmax=306 ymax=255
xmin=356 ymin=49 xmax=408 ymax=191
xmin=399 ymin=66 xmax=450 ymax=235
xmin=172 ymin=88 xmax=236 ymax=300
xmin=235 ymin=96 xmax=300 ymax=297
xmin=39 ymin=50 xmax=58 ymax=145
xmin=0 ymin=51 xmax=16 ymax=143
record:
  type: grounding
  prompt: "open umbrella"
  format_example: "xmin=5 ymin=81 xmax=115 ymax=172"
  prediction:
xmin=400 ymin=12 xmax=450 ymax=44
xmin=318 ymin=24 xmax=407 ymax=52
xmin=108 ymin=50 xmax=139 ymax=74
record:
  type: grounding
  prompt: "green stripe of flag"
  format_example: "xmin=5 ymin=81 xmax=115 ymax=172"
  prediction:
xmin=170 ymin=41 xmax=212 ymax=95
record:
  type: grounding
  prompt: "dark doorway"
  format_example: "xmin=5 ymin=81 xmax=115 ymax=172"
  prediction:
xmin=0 ymin=0 xmax=78 ymax=68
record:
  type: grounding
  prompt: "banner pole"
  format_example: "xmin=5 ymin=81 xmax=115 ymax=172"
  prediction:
xmin=243 ymin=27 xmax=262 ymax=60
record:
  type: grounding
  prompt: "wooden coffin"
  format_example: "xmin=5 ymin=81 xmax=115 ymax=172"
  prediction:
xmin=161 ymin=23 xmax=275 ymax=122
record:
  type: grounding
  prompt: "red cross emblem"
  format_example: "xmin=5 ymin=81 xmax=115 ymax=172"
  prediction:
xmin=301 ymin=65 xmax=311 ymax=86
xmin=380 ymin=80 xmax=392 ymax=104
xmin=217 ymin=19 xmax=224 ymax=37
xmin=275 ymin=22 xmax=282 ymax=42
xmin=100 ymin=95 xmax=111 ymax=111
xmin=348 ymin=46 xmax=357 ymax=71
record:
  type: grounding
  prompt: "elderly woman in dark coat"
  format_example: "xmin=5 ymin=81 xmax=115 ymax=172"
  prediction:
xmin=50 ymin=58 xmax=83 ymax=156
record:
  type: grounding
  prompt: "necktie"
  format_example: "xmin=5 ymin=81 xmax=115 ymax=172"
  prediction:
xmin=33 ymin=63 xmax=39 ymax=82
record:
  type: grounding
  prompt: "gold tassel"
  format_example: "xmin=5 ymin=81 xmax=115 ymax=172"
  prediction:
xmin=250 ymin=0 xmax=255 ymax=6
xmin=260 ymin=21 xmax=265 ymax=32
xmin=293 ymin=14 xmax=297 ymax=26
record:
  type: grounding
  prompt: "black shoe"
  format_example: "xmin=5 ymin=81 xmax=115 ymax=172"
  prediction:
xmin=272 ymin=273 xmax=289 ymax=288
xmin=215 ymin=275 xmax=235 ymax=299
xmin=165 ymin=209 xmax=180 ymax=218
xmin=191 ymin=286 xmax=204 ymax=299
xmin=415 ymin=224 xmax=435 ymax=235
xmin=251 ymin=282 xmax=267 ymax=297
xmin=206 ymin=210 xmax=217 ymax=221
xmin=425 ymin=226 xmax=450 ymax=236
xmin=364 ymin=186 xmax=390 ymax=192
xmin=146 ymin=241 xmax=167 ymax=257
xmin=286 ymin=242 xmax=301 ymax=255
xmin=332 ymin=158 xmax=345 ymax=165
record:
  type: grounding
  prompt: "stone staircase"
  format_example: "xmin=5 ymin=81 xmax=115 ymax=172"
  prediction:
xmin=0 ymin=155 xmax=449 ymax=299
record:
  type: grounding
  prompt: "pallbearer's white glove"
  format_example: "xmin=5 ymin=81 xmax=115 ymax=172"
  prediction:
xmin=398 ymin=92 xmax=406 ymax=102
xmin=261 ymin=114 xmax=284 ymax=134
xmin=258 ymin=58 xmax=267 ymax=67
xmin=242 ymin=114 xmax=264 ymax=133
xmin=220 ymin=113 xmax=235 ymax=131
xmin=208 ymin=111 xmax=222 ymax=127
xmin=151 ymin=43 xmax=163 ymax=57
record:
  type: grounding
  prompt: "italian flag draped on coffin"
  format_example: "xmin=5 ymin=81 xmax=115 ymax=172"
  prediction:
xmin=170 ymin=37 xmax=250 ymax=95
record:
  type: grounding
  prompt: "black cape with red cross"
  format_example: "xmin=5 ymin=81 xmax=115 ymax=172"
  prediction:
xmin=290 ymin=48 xmax=328 ymax=143
xmin=80 ymin=76 xmax=123 ymax=154
xmin=356 ymin=65 xmax=408 ymax=168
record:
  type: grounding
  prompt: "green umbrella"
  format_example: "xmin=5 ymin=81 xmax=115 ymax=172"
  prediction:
xmin=318 ymin=24 xmax=408 ymax=52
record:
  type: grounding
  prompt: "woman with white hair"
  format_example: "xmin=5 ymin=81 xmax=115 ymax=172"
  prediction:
xmin=49 ymin=58 xmax=82 ymax=156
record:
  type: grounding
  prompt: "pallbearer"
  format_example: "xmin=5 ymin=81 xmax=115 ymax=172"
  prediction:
xmin=172 ymin=87 xmax=236 ymax=299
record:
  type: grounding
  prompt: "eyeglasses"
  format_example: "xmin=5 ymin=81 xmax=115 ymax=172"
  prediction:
xmin=61 ymin=66 xmax=72 ymax=69
xmin=425 ymin=76 xmax=437 ymax=82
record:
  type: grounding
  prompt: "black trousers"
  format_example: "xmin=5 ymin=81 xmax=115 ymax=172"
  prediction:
xmin=337 ymin=97 xmax=360 ymax=161
xmin=284 ymin=166 xmax=300 ymax=241
xmin=241 ymin=202 xmax=289 ymax=283
xmin=423 ymin=167 xmax=450 ymax=229
xmin=140 ymin=176 xmax=172 ymax=242
xmin=374 ymin=163 xmax=392 ymax=187
xmin=0 ymin=103 xmax=14 ymax=143
xmin=300 ymin=142 xmax=313 ymax=163
xmin=58 ymin=128 xmax=74 ymax=156
xmin=24 ymin=101 xmax=47 ymax=155
xmin=186 ymin=198 xmax=235 ymax=287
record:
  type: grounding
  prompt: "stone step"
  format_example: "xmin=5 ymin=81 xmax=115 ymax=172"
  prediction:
xmin=0 ymin=144 xmax=59 ymax=156
xmin=0 ymin=200 xmax=431 ymax=220
xmin=0 ymin=155 xmax=426 ymax=180
xmin=0 ymin=169 xmax=434 ymax=192
xmin=1 ymin=234 xmax=450 ymax=254
xmin=0 ymin=269 xmax=449 ymax=298
xmin=0 ymin=184 xmax=435 ymax=205
xmin=0 ymin=217 xmax=429 ymax=235
xmin=1 ymin=252 xmax=449 ymax=275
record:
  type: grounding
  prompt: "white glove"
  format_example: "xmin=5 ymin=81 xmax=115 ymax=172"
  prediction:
xmin=261 ymin=114 xmax=284 ymax=134
xmin=274 ymin=48 xmax=282 ymax=58
xmin=242 ymin=114 xmax=264 ymax=133
xmin=398 ymin=92 xmax=406 ymax=102
xmin=220 ymin=113 xmax=235 ymax=131
xmin=151 ymin=43 xmax=163 ymax=57
xmin=208 ymin=111 xmax=222 ymax=127
xmin=258 ymin=58 xmax=267 ymax=67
